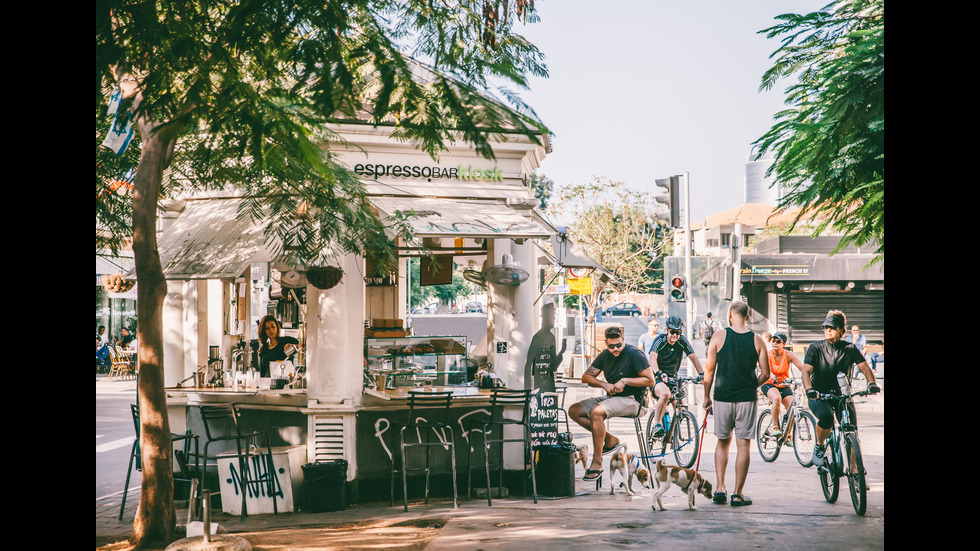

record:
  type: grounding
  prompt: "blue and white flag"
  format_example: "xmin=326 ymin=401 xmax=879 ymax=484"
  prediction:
xmin=102 ymin=89 xmax=135 ymax=156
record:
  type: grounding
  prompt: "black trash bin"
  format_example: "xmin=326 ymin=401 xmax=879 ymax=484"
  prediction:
xmin=535 ymin=443 xmax=576 ymax=497
xmin=302 ymin=460 xmax=348 ymax=512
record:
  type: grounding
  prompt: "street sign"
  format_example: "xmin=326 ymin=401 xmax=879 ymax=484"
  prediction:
xmin=545 ymin=284 xmax=571 ymax=294
xmin=568 ymin=277 xmax=592 ymax=295
xmin=568 ymin=267 xmax=590 ymax=279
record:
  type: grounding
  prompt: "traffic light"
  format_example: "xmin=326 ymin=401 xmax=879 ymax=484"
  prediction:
xmin=654 ymin=176 xmax=681 ymax=227
xmin=669 ymin=274 xmax=686 ymax=302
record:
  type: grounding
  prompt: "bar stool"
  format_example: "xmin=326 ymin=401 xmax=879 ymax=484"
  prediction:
xmin=120 ymin=404 xmax=199 ymax=520
xmin=468 ymin=388 xmax=537 ymax=506
xmin=594 ymin=406 xmax=650 ymax=490
xmin=197 ymin=404 xmax=279 ymax=522
xmin=390 ymin=390 xmax=459 ymax=511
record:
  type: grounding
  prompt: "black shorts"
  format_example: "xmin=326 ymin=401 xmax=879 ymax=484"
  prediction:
xmin=761 ymin=384 xmax=793 ymax=400
xmin=808 ymin=397 xmax=857 ymax=431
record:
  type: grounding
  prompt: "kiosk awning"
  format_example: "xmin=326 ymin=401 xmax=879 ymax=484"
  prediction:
xmin=372 ymin=197 xmax=556 ymax=239
xmin=154 ymin=198 xmax=273 ymax=280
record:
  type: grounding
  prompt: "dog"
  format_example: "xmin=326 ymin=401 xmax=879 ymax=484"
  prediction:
xmin=573 ymin=444 xmax=590 ymax=472
xmin=607 ymin=444 xmax=651 ymax=495
xmin=650 ymin=459 xmax=713 ymax=511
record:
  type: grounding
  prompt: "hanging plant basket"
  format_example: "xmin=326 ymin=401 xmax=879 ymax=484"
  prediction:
xmin=307 ymin=266 xmax=344 ymax=290
xmin=102 ymin=273 xmax=136 ymax=293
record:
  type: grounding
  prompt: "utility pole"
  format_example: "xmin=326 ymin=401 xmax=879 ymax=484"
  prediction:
xmin=683 ymin=172 xmax=693 ymax=333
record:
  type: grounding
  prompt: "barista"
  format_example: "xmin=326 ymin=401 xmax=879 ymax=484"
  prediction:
xmin=257 ymin=314 xmax=299 ymax=378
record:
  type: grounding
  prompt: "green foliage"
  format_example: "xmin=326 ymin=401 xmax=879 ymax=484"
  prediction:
xmin=409 ymin=258 xmax=475 ymax=310
xmin=528 ymin=171 xmax=555 ymax=209
xmin=548 ymin=178 xmax=671 ymax=309
xmin=753 ymin=0 xmax=883 ymax=263
xmin=95 ymin=0 xmax=549 ymax=271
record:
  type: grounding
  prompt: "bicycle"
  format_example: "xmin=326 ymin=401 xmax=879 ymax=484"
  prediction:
xmin=812 ymin=385 xmax=874 ymax=515
xmin=645 ymin=376 xmax=700 ymax=468
xmin=756 ymin=379 xmax=819 ymax=467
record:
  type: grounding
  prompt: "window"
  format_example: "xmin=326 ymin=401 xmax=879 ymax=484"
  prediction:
xmin=721 ymin=233 xmax=731 ymax=247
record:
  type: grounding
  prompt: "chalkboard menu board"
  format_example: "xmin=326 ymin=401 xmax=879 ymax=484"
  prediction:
xmin=529 ymin=392 xmax=559 ymax=448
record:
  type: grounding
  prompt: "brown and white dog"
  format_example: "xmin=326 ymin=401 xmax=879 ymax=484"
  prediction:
xmin=573 ymin=444 xmax=590 ymax=472
xmin=607 ymin=444 xmax=651 ymax=495
xmin=650 ymin=459 xmax=713 ymax=511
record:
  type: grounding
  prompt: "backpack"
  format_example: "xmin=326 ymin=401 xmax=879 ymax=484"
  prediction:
xmin=703 ymin=320 xmax=715 ymax=341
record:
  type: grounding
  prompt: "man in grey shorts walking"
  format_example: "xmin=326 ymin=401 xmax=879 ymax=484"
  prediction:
xmin=702 ymin=301 xmax=769 ymax=507
xmin=570 ymin=326 xmax=655 ymax=481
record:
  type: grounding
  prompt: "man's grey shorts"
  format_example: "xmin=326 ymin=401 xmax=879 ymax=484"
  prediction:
xmin=577 ymin=395 xmax=644 ymax=418
xmin=712 ymin=400 xmax=758 ymax=440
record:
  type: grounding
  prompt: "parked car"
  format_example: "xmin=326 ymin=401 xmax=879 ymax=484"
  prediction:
xmin=605 ymin=302 xmax=642 ymax=317
xmin=465 ymin=301 xmax=484 ymax=313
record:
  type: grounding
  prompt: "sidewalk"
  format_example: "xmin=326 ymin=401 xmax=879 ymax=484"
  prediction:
xmin=97 ymin=378 xmax=884 ymax=550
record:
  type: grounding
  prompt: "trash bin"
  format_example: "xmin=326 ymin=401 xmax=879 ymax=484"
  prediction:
xmin=535 ymin=443 xmax=576 ymax=497
xmin=302 ymin=460 xmax=348 ymax=512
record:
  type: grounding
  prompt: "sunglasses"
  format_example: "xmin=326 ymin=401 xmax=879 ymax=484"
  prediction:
xmin=668 ymin=329 xmax=682 ymax=336
xmin=607 ymin=342 xmax=624 ymax=349
xmin=822 ymin=325 xmax=841 ymax=331
xmin=770 ymin=339 xmax=784 ymax=344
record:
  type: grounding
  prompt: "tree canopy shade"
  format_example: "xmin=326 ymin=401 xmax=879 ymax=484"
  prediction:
xmin=547 ymin=178 xmax=670 ymax=319
xmin=753 ymin=0 xmax=883 ymax=263
xmin=96 ymin=1 xmax=548 ymax=547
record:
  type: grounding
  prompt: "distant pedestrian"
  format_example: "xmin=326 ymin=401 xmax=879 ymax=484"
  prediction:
xmin=701 ymin=313 xmax=719 ymax=349
xmin=844 ymin=325 xmax=870 ymax=378
xmin=702 ymin=301 xmax=769 ymax=507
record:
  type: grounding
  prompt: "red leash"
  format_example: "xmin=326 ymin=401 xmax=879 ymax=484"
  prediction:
xmin=694 ymin=412 xmax=709 ymax=474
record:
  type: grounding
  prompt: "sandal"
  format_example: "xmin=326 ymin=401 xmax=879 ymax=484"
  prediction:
xmin=730 ymin=494 xmax=753 ymax=507
xmin=583 ymin=468 xmax=603 ymax=481
xmin=713 ymin=491 xmax=727 ymax=504
xmin=602 ymin=441 xmax=623 ymax=454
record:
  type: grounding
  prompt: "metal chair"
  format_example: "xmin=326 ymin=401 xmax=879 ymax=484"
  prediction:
xmin=390 ymin=390 xmax=459 ymax=512
xmin=468 ymin=388 xmax=537 ymax=506
xmin=554 ymin=380 xmax=571 ymax=434
xmin=107 ymin=346 xmax=135 ymax=380
xmin=197 ymin=404 xmax=279 ymax=522
xmin=119 ymin=404 xmax=199 ymax=520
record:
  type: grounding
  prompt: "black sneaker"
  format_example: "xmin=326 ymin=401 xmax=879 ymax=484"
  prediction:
xmin=812 ymin=443 xmax=826 ymax=467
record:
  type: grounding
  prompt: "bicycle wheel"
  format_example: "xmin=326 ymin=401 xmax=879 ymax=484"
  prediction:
xmin=756 ymin=410 xmax=780 ymax=462
xmin=818 ymin=435 xmax=840 ymax=503
xmin=844 ymin=433 xmax=867 ymax=515
xmin=672 ymin=410 xmax=699 ymax=468
xmin=646 ymin=407 xmax=669 ymax=460
xmin=793 ymin=411 xmax=818 ymax=468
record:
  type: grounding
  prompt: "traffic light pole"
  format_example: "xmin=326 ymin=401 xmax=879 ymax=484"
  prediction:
xmin=684 ymin=172 xmax=693 ymax=334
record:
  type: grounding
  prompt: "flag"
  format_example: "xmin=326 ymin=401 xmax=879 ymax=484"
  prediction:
xmin=102 ymin=89 xmax=135 ymax=156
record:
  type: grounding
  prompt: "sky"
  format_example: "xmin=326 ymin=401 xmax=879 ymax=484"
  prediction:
xmin=509 ymin=0 xmax=827 ymax=223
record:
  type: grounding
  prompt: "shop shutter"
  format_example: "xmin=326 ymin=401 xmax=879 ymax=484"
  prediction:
xmin=786 ymin=291 xmax=884 ymax=345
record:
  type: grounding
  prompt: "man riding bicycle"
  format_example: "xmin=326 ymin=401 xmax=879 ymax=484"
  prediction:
xmin=802 ymin=310 xmax=880 ymax=467
xmin=647 ymin=316 xmax=704 ymax=438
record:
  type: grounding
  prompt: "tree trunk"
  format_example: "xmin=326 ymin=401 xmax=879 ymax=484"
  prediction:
xmin=130 ymin=119 xmax=179 ymax=548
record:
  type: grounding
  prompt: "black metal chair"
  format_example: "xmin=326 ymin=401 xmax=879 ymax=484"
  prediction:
xmin=468 ymin=388 xmax=537 ymax=506
xmin=390 ymin=390 xmax=459 ymax=512
xmin=119 ymin=403 xmax=199 ymax=520
xmin=197 ymin=404 xmax=279 ymax=521
xmin=554 ymin=380 xmax=572 ymax=434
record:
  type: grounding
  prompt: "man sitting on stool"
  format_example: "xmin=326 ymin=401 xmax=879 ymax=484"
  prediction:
xmin=569 ymin=326 xmax=655 ymax=481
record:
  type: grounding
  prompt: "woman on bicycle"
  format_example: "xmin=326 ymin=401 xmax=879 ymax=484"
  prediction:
xmin=760 ymin=332 xmax=804 ymax=439
xmin=802 ymin=310 xmax=879 ymax=466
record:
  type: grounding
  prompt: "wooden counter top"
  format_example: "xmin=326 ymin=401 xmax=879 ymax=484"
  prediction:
xmin=363 ymin=385 xmax=494 ymax=401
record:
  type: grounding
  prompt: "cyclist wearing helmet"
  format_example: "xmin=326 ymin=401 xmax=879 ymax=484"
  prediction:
xmin=802 ymin=310 xmax=879 ymax=467
xmin=647 ymin=315 xmax=704 ymax=438
xmin=760 ymin=332 xmax=804 ymax=439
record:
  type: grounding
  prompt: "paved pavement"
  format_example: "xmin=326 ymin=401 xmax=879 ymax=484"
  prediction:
xmin=97 ymin=371 xmax=884 ymax=550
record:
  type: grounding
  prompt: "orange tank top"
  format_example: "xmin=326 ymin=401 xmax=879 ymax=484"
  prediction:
xmin=768 ymin=351 xmax=791 ymax=387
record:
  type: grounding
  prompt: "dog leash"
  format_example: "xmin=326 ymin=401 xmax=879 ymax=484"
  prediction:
xmin=694 ymin=414 xmax=708 ymax=474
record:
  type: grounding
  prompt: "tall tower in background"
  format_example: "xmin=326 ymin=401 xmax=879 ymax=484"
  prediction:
xmin=744 ymin=151 xmax=783 ymax=205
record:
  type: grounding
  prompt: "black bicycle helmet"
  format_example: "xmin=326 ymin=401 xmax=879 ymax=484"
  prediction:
xmin=665 ymin=315 xmax=684 ymax=331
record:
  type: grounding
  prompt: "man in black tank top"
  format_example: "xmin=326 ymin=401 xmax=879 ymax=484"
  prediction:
xmin=702 ymin=301 xmax=769 ymax=507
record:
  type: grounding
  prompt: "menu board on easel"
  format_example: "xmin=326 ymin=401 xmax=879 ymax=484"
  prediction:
xmin=529 ymin=392 xmax=559 ymax=448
